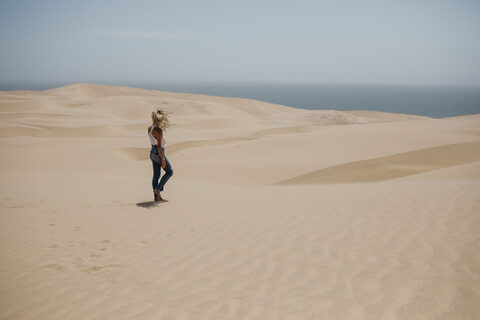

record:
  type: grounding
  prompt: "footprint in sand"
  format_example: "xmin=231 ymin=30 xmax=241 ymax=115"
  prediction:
xmin=87 ymin=264 xmax=121 ymax=273
xmin=44 ymin=264 xmax=67 ymax=272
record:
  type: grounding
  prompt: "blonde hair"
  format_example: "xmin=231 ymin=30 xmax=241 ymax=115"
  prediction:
xmin=151 ymin=109 xmax=171 ymax=131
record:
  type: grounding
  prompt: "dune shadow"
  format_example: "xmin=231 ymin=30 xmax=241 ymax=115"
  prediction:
xmin=136 ymin=200 xmax=169 ymax=208
xmin=275 ymin=141 xmax=480 ymax=185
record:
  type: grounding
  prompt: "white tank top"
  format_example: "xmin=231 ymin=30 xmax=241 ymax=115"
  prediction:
xmin=148 ymin=125 xmax=166 ymax=148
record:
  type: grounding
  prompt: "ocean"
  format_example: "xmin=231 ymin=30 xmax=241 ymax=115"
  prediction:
xmin=2 ymin=82 xmax=479 ymax=118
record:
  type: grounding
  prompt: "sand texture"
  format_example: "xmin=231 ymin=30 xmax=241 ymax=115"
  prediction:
xmin=1 ymin=83 xmax=479 ymax=319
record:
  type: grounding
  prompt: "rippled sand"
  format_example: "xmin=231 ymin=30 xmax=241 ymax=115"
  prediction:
xmin=1 ymin=83 xmax=479 ymax=319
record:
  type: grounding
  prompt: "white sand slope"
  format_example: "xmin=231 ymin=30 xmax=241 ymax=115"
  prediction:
xmin=1 ymin=83 xmax=479 ymax=319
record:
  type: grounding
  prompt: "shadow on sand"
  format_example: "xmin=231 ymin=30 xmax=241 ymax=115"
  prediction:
xmin=136 ymin=200 xmax=168 ymax=208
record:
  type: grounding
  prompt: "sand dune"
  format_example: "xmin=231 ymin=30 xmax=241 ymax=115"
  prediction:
xmin=277 ymin=141 xmax=480 ymax=184
xmin=1 ymin=83 xmax=479 ymax=319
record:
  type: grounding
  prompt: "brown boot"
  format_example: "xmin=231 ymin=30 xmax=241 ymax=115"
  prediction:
xmin=153 ymin=189 xmax=163 ymax=201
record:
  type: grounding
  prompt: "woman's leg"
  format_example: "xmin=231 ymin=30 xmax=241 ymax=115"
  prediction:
xmin=157 ymin=152 xmax=173 ymax=192
xmin=151 ymin=160 xmax=161 ymax=190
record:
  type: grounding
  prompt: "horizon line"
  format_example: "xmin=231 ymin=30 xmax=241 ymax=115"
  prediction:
xmin=2 ymin=80 xmax=480 ymax=91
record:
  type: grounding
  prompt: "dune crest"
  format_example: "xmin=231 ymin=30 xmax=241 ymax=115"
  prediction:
xmin=276 ymin=141 xmax=480 ymax=184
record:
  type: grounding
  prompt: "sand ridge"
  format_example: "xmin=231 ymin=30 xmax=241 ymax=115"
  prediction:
xmin=277 ymin=140 xmax=480 ymax=184
xmin=1 ymin=83 xmax=479 ymax=319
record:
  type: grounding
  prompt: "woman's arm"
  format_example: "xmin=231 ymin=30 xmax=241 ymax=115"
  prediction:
xmin=153 ymin=127 xmax=166 ymax=167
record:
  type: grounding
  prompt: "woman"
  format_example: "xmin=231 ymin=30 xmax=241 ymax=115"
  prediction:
xmin=148 ymin=109 xmax=173 ymax=201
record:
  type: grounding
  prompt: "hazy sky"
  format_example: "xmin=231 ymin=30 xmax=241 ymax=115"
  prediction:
xmin=1 ymin=0 xmax=479 ymax=86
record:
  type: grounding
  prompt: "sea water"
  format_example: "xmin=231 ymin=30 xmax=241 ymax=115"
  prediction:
xmin=138 ymin=82 xmax=480 ymax=119
xmin=2 ymin=82 xmax=479 ymax=118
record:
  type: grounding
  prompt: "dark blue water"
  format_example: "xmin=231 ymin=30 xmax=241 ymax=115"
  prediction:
xmin=140 ymin=82 xmax=480 ymax=118
xmin=1 ymin=81 xmax=479 ymax=118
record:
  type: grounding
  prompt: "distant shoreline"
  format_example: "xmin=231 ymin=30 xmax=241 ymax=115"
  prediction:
xmin=1 ymin=81 xmax=479 ymax=118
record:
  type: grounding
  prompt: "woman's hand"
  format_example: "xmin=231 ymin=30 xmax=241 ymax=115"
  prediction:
xmin=161 ymin=158 xmax=166 ymax=169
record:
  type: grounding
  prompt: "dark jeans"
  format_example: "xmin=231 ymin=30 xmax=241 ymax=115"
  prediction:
xmin=150 ymin=146 xmax=173 ymax=192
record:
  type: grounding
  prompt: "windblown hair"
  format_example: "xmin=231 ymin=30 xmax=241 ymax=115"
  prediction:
xmin=151 ymin=109 xmax=172 ymax=131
